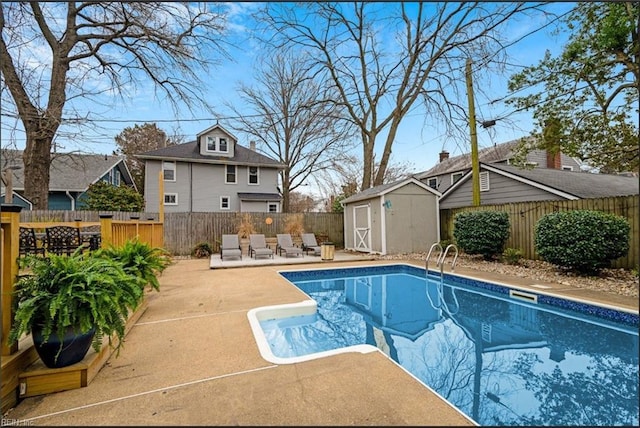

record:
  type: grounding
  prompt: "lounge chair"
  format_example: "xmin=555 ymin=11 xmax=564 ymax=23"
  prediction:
xmin=276 ymin=234 xmax=303 ymax=258
xmin=221 ymin=234 xmax=242 ymax=260
xmin=301 ymin=233 xmax=322 ymax=256
xmin=249 ymin=234 xmax=273 ymax=259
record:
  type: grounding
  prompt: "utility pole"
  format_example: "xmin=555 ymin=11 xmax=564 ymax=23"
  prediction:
xmin=465 ymin=58 xmax=480 ymax=206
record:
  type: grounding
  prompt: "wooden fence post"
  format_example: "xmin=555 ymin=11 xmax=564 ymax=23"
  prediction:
xmin=99 ymin=214 xmax=113 ymax=248
xmin=1 ymin=204 xmax=22 ymax=355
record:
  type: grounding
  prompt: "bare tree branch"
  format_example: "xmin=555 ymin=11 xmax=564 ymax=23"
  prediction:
xmin=1 ymin=2 xmax=230 ymax=208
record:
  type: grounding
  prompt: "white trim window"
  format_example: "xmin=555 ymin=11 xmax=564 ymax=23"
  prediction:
xmin=225 ymin=165 xmax=237 ymax=184
xmin=206 ymin=136 xmax=229 ymax=153
xmin=220 ymin=196 xmax=230 ymax=210
xmin=164 ymin=193 xmax=178 ymax=205
xmin=219 ymin=138 xmax=228 ymax=152
xmin=207 ymin=136 xmax=215 ymax=151
xmin=562 ymin=165 xmax=573 ymax=171
xmin=163 ymin=161 xmax=176 ymax=181
xmin=114 ymin=170 xmax=121 ymax=186
xmin=427 ymin=177 xmax=437 ymax=189
xmin=451 ymin=172 xmax=463 ymax=185
xmin=479 ymin=171 xmax=490 ymax=191
xmin=248 ymin=166 xmax=259 ymax=185
xmin=268 ymin=202 xmax=278 ymax=213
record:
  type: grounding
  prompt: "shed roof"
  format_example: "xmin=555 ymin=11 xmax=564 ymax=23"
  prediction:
xmin=342 ymin=177 xmax=440 ymax=205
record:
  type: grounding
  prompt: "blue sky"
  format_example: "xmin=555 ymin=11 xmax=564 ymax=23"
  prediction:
xmin=1 ymin=2 xmax=576 ymax=196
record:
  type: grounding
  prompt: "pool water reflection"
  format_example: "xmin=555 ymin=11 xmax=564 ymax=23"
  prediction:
xmin=261 ymin=267 xmax=639 ymax=426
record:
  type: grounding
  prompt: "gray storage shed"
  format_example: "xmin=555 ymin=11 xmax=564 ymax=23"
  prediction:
xmin=341 ymin=177 xmax=441 ymax=255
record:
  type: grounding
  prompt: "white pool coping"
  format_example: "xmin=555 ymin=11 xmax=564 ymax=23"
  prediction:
xmin=247 ymin=300 xmax=378 ymax=365
xmin=248 ymin=262 xmax=638 ymax=365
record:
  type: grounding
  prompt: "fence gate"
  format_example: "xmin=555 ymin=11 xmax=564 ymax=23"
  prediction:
xmin=353 ymin=204 xmax=371 ymax=252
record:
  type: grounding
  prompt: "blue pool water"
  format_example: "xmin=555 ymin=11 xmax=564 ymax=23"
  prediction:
xmin=261 ymin=264 xmax=639 ymax=426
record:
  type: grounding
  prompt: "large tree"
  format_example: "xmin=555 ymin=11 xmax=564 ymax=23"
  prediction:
xmin=0 ymin=2 xmax=229 ymax=209
xmin=224 ymin=51 xmax=355 ymax=212
xmin=114 ymin=123 xmax=180 ymax=194
xmin=259 ymin=2 xmax=543 ymax=190
xmin=506 ymin=2 xmax=639 ymax=173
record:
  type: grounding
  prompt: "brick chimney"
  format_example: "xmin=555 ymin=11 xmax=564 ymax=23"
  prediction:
xmin=249 ymin=140 xmax=256 ymax=151
xmin=439 ymin=150 xmax=449 ymax=162
xmin=546 ymin=150 xmax=561 ymax=169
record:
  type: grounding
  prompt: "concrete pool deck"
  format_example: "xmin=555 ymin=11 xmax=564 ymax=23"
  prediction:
xmin=4 ymin=254 xmax=638 ymax=426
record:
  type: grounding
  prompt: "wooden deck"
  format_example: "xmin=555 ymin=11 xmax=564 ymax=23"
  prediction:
xmin=1 ymin=298 xmax=147 ymax=413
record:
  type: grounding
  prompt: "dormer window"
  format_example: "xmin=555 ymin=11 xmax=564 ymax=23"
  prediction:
xmin=206 ymin=135 xmax=229 ymax=153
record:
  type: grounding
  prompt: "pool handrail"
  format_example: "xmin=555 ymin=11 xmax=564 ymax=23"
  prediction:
xmin=425 ymin=242 xmax=443 ymax=272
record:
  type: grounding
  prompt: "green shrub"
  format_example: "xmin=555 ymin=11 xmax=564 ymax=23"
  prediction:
xmin=453 ymin=211 xmax=510 ymax=260
xmin=78 ymin=180 xmax=144 ymax=212
xmin=502 ymin=247 xmax=523 ymax=265
xmin=192 ymin=242 xmax=213 ymax=258
xmin=535 ymin=210 xmax=630 ymax=274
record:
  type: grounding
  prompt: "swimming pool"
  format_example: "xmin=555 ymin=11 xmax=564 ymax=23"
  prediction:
xmin=247 ymin=264 xmax=639 ymax=426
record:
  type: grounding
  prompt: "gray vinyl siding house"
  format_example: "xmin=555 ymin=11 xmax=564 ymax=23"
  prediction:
xmin=416 ymin=139 xmax=584 ymax=196
xmin=138 ymin=124 xmax=285 ymax=213
xmin=440 ymin=162 xmax=639 ymax=209
xmin=341 ymin=178 xmax=441 ymax=255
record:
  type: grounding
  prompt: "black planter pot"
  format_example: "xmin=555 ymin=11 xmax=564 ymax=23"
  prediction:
xmin=31 ymin=325 xmax=96 ymax=368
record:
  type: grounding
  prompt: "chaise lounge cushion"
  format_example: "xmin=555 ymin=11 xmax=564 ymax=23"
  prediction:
xmin=249 ymin=234 xmax=274 ymax=259
xmin=276 ymin=234 xmax=303 ymax=258
xmin=301 ymin=233 xmax=322 ymax=256
xmin=221 ymin=234 xmax=242 ymax=260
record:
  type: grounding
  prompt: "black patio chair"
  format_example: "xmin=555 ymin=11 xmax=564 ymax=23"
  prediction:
xmin=45 ymin=226 xmax=84 ymax=256
xmin=19 ymin=227 xmax=45 ymax=256
xmin=80 ymin=225 xmax=102 ymax=251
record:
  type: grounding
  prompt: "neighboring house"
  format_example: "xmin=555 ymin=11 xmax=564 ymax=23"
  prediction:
xmin=341 ymin=177 xmax=441 ymax=255
xmin=0 ymin=149 xmax=135 ymax=210
xmin=415 ymin=139 xmax=585 ymax=195
xmin=438 ymin=162 xmax=639 ymax=209
xmin=137 ymin=124 xmax=286 ymax=213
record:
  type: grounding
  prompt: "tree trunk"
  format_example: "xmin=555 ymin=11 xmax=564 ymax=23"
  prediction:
xmin=373 ymin=119 xmax=401 ymax=186
xmin=361 ymin=130 xmax=374 ymax=190
xmin=23 ymin=133 xmax=53 ymax=210
xmin=280 ymin=170 xmax=290 ymax=212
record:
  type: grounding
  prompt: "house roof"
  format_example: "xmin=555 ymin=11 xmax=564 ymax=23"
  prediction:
xmin=1 ymin=149 xmax=133 ymax=192
xmin=237 ymin=192 xmax=282 ymax=201
xmin=341 ymin=177 xmax=440 ymax=205
xmin=196 ymin=123 xmax=237 ymax=139
xmin=415 ymin=139 xmax=522 ymax=178
xmin=442 ymin=162 xmax=639 ymax=200
xmin=136 ymin=141 xmax=286 ymax=169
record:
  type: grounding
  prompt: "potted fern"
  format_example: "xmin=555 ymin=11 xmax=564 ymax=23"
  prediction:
xmin=94 ymin=239 xmax=172 ymax=292
xmin=9 ymin=248 xmax=147 ymax=368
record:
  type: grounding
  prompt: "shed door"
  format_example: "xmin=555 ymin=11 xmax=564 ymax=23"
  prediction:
xmin=353 ymin=204 xmax=371 ymax=252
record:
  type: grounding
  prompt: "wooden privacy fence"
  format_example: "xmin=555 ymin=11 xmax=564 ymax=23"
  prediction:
xmin=17 ymin=210 xmax=342 ymax=256
xmin=163 ymin=212 xmax=344 ymax=255
xmin=20 ymin=210 xmax=156 ymax=222
xmin=440 ymin=195 xmax=639 ymax=269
